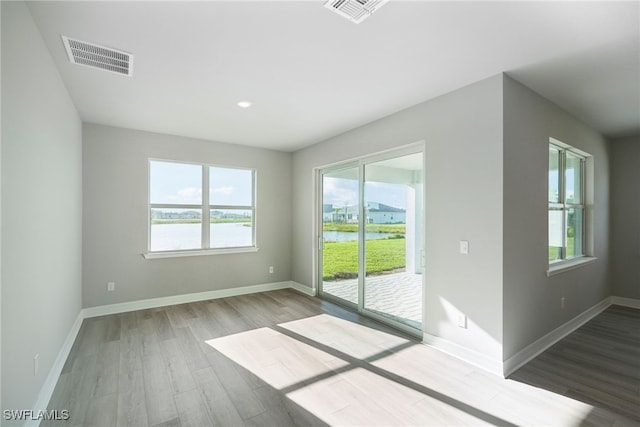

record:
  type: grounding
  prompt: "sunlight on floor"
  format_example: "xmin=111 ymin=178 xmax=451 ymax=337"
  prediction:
xmin=206 ymin=326 xmax=349 ymax=389
xmin=279 ymin=314 xmax=412 ymax=359
xmin=206 ymin=314 xmax=602 ymax=426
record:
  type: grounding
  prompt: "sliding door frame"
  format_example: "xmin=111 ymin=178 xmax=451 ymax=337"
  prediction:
xmin=317 ymin=160 xmax=361 ymax=311
xmin=315 ymin=142 xmax=425 ymax=336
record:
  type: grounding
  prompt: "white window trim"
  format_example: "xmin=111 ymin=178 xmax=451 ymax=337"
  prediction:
xmin=547 ymin=256 xmax=598 ymax=277
xmin=547 ymin=137 xmax=594 ymax=276
xmin=143 ymin=246 xmax=259 ymax=260
xmin=144 ymin=159 xmax=257 ymax=258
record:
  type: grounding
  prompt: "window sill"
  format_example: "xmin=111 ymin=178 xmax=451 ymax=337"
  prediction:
xmin=143 ymin=247 xmax=259 ymax=259
xmin=547 ymin=256 xmax=597 ymax=277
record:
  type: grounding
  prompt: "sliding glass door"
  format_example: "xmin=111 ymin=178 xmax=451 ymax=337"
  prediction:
xmin=319 ymin=148 xmax=424 ymax=333
xmin=320 ymin=165 xmax=360 ymax=306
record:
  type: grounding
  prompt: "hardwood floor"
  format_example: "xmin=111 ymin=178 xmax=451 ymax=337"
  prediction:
xmin=510 ymin=305 xmax=640 ymax=423
xmin=43 ymin=291 xmax=638 ymax=426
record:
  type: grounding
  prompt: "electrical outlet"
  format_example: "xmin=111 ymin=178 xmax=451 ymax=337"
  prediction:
xmin=269 ymin=266 xmax=274 ymax=274
xmin=34 ymin=354 xmax=39 ymax=376
xmin=107 ymin=282 xmax=115 ymax=292
xmin=459 ymin=240 xmax=469 ymax=254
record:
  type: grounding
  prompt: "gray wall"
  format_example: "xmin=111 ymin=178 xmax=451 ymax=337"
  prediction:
xmin=1 ymin=1 xmax=83 ymax=416
xmin=502 ymin=75 xmax=611 ymax=361
xmin=82 ymin=124 xmax=292 ymax=308
xmin=610 ymin=135 xmax=640 ymax=299
xmin=292 ymin=75 xmax=505 ymax=363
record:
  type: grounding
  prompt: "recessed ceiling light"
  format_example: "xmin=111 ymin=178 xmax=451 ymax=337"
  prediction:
xmin=237 ymin=101 xmax=252 ymax=108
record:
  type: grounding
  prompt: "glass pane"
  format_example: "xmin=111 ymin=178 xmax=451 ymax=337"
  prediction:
xmin=549 ymin=209 xmax=563 ymax=261
xmin=210 ymin=167 xmax=253 ymax=206
xmin=565 ymin=152 xmax=582 ymax=204
xmin=210 ymin=209 xmax=253 ymax=248
xmin=566 ymin=207 xmax=584 ymax=258
xmin=549 ymin=146 xmax=561 ymax=203
xmin=363 ymin=153 xmax=423 ymax=330
xmin=321 ymin=168 xmax=360 ymax=305
xmin=150 ymin=161 xmax=202 ymax=205
xmin=150 ymin=208 xmax=202 ymax=251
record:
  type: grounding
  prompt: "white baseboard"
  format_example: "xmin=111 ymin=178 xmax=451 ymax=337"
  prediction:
xmin=82 ymin=281 xmax=294 ymax=318
xmin=610 ymin=296 xmax=640 ymax=309
xmin=422 ymin=332 xmax=503 ymax=377
xmin=27 ymin=311 xmax=84 ymax=427
xmin=38 ymin=284 xmax=634 ymax=424
xmin=289 ymin=281 xmax=316 ymax=296
xmin=502 ymin=296 xmax=611 ymax=377
xmin=32 ymin=280 xmax=309 ymax=425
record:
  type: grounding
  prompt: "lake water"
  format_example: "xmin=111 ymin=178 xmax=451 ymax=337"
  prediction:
xmin=323 ymin=231 xmax=393 ymax=242
xmin=150 ymin=223 xmax=393 ymax=251
xmin=151 ymin=222 xmax=252 ymax=251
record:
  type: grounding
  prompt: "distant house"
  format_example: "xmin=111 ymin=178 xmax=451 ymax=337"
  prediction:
xmin=323 ymin=202 xmax=405 ymax=224
xmin=322 ymin=204 xmax=358 ymax=223
xmin=365 ymin=202 xmax=406 ymax=224
xmin=151 ymin=209 xmax=201 ymax=219
xmin=211 ymin=210 xmax=249 ymax=219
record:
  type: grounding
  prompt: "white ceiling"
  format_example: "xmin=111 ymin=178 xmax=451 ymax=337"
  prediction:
xmin=27 ymin=1 xmax=640 ymax=152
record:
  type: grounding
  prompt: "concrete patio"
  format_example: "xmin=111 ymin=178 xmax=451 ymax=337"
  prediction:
xmin=322 ymin=272 xmax=422 ymax=329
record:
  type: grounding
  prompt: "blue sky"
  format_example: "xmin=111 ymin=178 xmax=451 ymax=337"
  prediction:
xmin=323 ymin=177 xmax=407 ymax=209
xmin=150 ymin=161 xmax=252 ymax=206
xmin=549 ymin=169 xmax=578 ymax=201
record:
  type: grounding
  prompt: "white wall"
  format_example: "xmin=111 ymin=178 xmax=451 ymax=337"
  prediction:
xmin=292 ymin=75 xmax=504 ymax=365
xmin=1 ymin=1 xmax=83 ymax=418
xmin=502 ymin=75 xmax=611 ymax=361
xmin=82 ymin=124 xmax=292 ymax=308
xmin=610 ymin=135 xmax=640 ymax=299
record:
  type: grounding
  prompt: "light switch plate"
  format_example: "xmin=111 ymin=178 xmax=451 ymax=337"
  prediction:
xmin=459 ymin=240 xmax=469 ymax=254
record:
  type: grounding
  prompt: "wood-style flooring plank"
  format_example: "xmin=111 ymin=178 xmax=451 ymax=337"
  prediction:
xmin=43 ymin=291 xmax=639 ymax=426
xmin=116 ymin=368 xmax=148 ymax=427
xmin=204 ymin=350 xmax=267 ymax=420
xmin=164 ymin=353 xmax=197 ymax=395
xmin=510 ymin=304 xmax=640 ymax=422
xmin=83 ymin=393 xmax=117 ymax=427
xmin=173 ymin=326 xmax=209 ymax=371
xmin=68 ymin=354 xmax=98 ymax=426
xmin=173 ymin=388 xmax=212 ymax=427
xmin=92 ymin=341 xmax=120 ymax=398
xmin=193 ymin=367 xmax=245 ymax=426
xmin=152 ymin=310 xmax=176 ymax=341
xmin=142 ymin=352 xmax=178 ymax=426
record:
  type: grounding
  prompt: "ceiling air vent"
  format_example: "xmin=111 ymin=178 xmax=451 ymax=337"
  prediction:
xmin=62 ymin=36 xmax=133 ymax=76
xmin=324 ymin=0 xmax=389 ymax=24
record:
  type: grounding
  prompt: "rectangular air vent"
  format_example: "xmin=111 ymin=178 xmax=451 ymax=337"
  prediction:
xmin=324 ymin=0 xmax=389 ymax=24
xmin=62 ymin=36 xmax=133 ymax=76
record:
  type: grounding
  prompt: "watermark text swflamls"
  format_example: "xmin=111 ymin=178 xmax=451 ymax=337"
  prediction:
xmin=3 ymin=409 xmax=70 ymax=421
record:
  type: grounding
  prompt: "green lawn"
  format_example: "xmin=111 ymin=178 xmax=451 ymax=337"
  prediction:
xmin=323 ymin=223 xmax=405 ymax=235
xmin=549 ymin=237 xmax=575 ymax=261
xmin=323 ymin=238 xmax=405 ymax=281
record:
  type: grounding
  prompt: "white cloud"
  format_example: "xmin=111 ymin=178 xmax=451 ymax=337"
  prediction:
xmin=323 ymin=177 xmax=358 ymax=206
xmin=172 ymin=187 xmax=202 ymax=203
xmin=213 ymin=186 xmax=235 ymax=195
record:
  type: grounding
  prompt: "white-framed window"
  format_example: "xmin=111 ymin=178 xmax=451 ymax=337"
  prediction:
xmin=146 ymin=159 xmax=256 ymax=257
xmin=548 ymin=141 xmax=586 ymax=263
